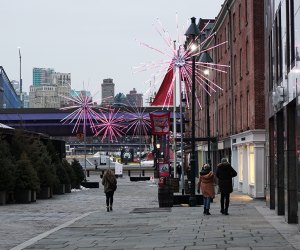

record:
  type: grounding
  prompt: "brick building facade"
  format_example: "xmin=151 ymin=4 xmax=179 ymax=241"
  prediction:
xmin=195 ymin=0 xmax=266 ymax=197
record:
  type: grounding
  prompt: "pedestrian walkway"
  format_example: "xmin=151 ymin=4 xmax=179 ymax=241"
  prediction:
xmin=2 ymin=176 xmax=300 ymax=250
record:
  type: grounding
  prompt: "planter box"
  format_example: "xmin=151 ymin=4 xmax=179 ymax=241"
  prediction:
xmin=37 ymin=186 xmax=51 ymax=199
xmin=15 ymin=189 xmax=31 ymax=204
xmin=53 ymin=184 xmax=65 ymax=195
xmin=65 ymin=184 xmax=71 ymax=193
xmin=81 ymin=182 xmax=99 ymax=188
xmin=0 ymin=191 xmax=6 ymax=205
xmin=130 ymin=177 xmax=150 ymax=182
xmin=31 ymin=190 xmax=37 ymax=202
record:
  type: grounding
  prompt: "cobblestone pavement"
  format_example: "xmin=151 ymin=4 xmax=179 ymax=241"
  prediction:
xmin=1 ymin=174 xmax=300 ymax=250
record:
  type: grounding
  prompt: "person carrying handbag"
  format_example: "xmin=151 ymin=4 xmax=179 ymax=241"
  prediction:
xmin=216 ymin=158 xmax=237 ymax=215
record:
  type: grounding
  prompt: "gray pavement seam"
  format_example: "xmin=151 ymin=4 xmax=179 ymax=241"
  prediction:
xmin=10 ymin=211 xmax=95 ymax=250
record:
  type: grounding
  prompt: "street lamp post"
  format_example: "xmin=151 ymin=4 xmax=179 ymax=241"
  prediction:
xmin=199 ymin=52 xmax=213 ymax=165
xmin=18 ymin=47 xmax=23 ymax=108
xmin=185 ymin=17 xmax=200 ymax=207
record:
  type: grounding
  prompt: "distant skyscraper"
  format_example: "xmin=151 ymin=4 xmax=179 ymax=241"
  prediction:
xmin=101 ymin=78 xmax=115 ymax=105
xmin=126 ymin=88 xmax=143 ymax=107
xmin=29 ymin=68 xmax=71 ymax=108
xmin=33 ymin=68 xmax=55 ymax=86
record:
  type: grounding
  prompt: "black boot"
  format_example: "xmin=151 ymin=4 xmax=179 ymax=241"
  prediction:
xmin=110 ymin=206 xmax=113 ymax=211
xmin=107 ymin=206 xmax=109 ymax=212
xmin=224 ymin=208 xmax=229 ymax=215
xmin=206 ymin=209 xmax=211 ymax=215
xmin=220 ymin=208 xmax=224 ymax=214
xmin=203 ymin=208 xmax=207 ymax=215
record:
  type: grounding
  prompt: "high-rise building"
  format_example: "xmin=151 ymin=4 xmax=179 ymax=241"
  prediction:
xmin=33 ymin=68 xmax=55 ymax=86
xmin=126 ymin=88 xmax=143 ymax=107
xmin=29 ymin=68 xmax=71 ymax=108
xmin=101 ymin=78 xmax=115 ymax=106
xmin=11 ymin=80 xmax=29 ymax=108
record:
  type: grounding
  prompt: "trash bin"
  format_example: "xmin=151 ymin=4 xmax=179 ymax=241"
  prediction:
xmin=158 ymin=177 xmax=174 ymax=207
xmin=158 ymin=185 xmax=174 ymax=207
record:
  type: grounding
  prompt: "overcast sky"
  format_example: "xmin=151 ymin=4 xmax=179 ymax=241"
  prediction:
xmin=1 ymin=0 xmax=224 ymax=104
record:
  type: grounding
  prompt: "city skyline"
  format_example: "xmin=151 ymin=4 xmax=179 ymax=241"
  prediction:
xmin=0 ymin=0 xmax=224 ymax=103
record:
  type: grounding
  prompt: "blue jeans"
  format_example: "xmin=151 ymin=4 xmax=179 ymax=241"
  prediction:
xmin=203 ymin=196 xmax=211 ymax=209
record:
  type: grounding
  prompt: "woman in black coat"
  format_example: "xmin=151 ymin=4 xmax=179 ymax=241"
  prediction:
xmin=216 ymin=158 xmax=237 ymax=215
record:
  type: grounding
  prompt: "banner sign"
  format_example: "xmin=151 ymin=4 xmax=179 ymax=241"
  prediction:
xmin=149 ymin=112 xmax=170 ymax=135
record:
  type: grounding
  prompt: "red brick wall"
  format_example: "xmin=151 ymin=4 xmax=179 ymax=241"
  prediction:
xmin=208 ymin=0 xmax=265 ymax=140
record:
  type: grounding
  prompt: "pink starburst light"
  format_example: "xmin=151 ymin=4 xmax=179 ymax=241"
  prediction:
xmin=134 ymin=15 xmax=230 ymax=109
xmin=125 ymin=104 xmax=152 ymax=138
xmin=60 ymin=91 xmax=101 ymax=134
xmin=94 ymin=108 xmax=125 ymax=143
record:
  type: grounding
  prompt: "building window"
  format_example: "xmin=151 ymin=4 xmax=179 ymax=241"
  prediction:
xmin=226 ymin=105 xmax=228 ymax=135
xmin=227 ymin=22 xmax=230 ymax=49
xmin=228 ymin=60 xmax=231 ymax=89
xmin=286 ymin=0 xmax=291 ymax=71
xmin=268 ymin=33 xmax=273 ymax=92
xmin=239 ymin=48 xmax=243 ymax=79
xmin=291 ymin=0 xmax=295 ymax=66
xmin=240 ymin=95 xmax=243 ymax=131
xmin=234 ymin=55 xmax=237 ymax=84
xmin=249 ymin=144 xmax=255 ymax=185
xmin=239 ymin=4 xmax=242 ymax=33
xmin=239 ymin=147 xmax=243 ymax=182
xmin=233 ymin=12 xmax=236 ymax=41
xmin=245 ymin=0 xmax=248 ymax=25
xmin=235 ymin=96 xmax=237 ymax=133
xmin=246 ymin=39 xmax=249 ymax=74
xmin=225 ymin=27 xmax=227 ymax=53
xmin=247 ymin=91 xmax=250 ymax=129
xmin=275 ymin=7 xmax=283 ymax=84
xmin=229 ymin=101 xmax=231 ymax=134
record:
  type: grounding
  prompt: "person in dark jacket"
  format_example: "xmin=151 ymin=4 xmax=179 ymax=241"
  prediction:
xmin=216 ymin=158 xmax=237 ymax=215
xmin=102 ymin=169 xmax=117 ymax=212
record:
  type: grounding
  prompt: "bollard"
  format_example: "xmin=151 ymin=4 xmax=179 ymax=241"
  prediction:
xmin=87 ymin=170 xmax=90 ymax=177
xmin=142 ymin=170 xmax=145 ymax=176
xmin=128 ymin=170 xmax=131 ymax=176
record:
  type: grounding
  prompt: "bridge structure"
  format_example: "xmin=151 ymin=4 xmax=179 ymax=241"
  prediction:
xmin=0 ymin=107 xmax=183 ymax=153
xmin=0 ymin=107 xmax=181 ymax=136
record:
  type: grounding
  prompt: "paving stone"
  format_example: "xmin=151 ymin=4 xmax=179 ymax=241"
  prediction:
xmin=1 ymin=175 xmax=300 ymax=250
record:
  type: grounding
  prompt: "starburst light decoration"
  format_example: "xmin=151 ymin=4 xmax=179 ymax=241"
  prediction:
xmin=94 ymin=107 xmax=125 ymax=142
xmin=134 ymin=15 xmax=230 ymax=108
xmin=60 ymin=90 xmax=101 ymax=134
xmin=124 ymin=104 xmax=152 ymax=138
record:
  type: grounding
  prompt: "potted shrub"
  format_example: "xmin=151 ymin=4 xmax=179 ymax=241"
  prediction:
xmin=26 ymin=138 xmax=57 ymax=199
xmin=62 ymin=159 xmax=73 ymax=193
xmin=10 ymin=131 xmax=38 ymax=202
xmin=0 ymin=137 xmax=15 ymax=205
xmin=70 ymin=159 xmax=85 ymax=189
xmin=14 ymin=153 xmax=39 ymax=204
xmin=53 ymin=161 xmax=70 ymax=194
